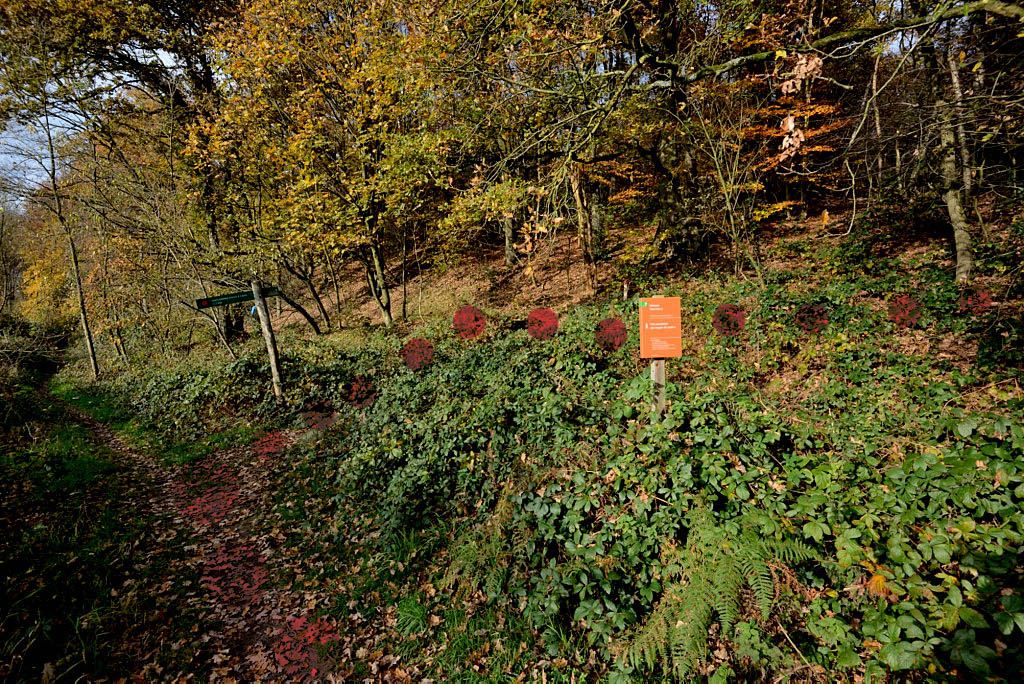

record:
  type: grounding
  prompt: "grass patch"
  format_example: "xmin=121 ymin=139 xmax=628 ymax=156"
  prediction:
xmin=161 ymin=424 xmax=260 ymax=466
xmin=50 ymin=380 xmax=262 ymax=466
xmin=50 ymin=381 xmax=135 ymax=428
xmin=0 ymin=398 xmax=207 ymax=682
xmin=1 ymin=417 xmax=118 ymax=500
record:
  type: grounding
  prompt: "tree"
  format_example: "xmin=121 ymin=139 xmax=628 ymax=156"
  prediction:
xmin=204 ymin=0 xmax=455 ymax=327
xmin=1 ymin=0 xmax=252 ymax=344
xmin=0 ymin=202 xmax=24 ymax=316
xmin=0 ymin=29 xmax=103 ymax=376
xmin=442 ymin=0 xmax=1024 ymax=275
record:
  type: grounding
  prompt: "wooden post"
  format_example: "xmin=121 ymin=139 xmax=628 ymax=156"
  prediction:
xmin=251 ymin=278 xmax=283 ymax=399
xmin=651 ymin=359 xmax=666 ymax=416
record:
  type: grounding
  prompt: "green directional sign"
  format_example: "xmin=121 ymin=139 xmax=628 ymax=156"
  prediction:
xmin=196 ymin=287 xmax=280 ymax=310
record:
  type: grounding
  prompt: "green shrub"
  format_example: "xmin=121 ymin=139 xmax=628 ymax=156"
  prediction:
xmin=63 ymin=254 xmax=1024 ymax=681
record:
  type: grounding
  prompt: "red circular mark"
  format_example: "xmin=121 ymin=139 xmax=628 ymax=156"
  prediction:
xmin=958 ymin=287 xmax=992 ymax=316
xmin=453 ymin=305 xmax=486 ymax=339
xmin=595 ymin=317 xmax=627 ymax=352
xmin=400 ymin=337 xmax=435 ymax=370
xmin=345 ymin=375 xmax=376 ymax=408
xmin=526 ymin=308 xmax=559 ymax=340
xmin=795 ymin=303 xmax=830 ymax=334
xmin=713 ymin=304 xmax=746 ymax=336
xmin=888 ymin=295 xmax=922 ymax=328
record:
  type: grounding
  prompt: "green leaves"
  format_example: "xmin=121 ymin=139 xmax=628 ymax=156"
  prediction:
xmin=994 ymin=610 xmax=1024 ymax=636
xmin=878 ymin=641 xmax=918 ymax=670
xmin=949 ymin=629 xmax=998 ymax=674
xmin=802 ymin=519 xmax=829 ymax=542
xmin=958 ymin=606 xmax=987 ymax=629
xmin=82 ymin=268 xmax=1024 ymax=683
xmin=836 ymin=646 xmax=862 ymax=668
xmin=956 ymin=417 xmax=978 ymax=438
xmin=993 ymin=594 xmax=1024 ymax=635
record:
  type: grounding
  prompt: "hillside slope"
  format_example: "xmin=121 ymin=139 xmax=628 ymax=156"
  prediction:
xmin=8 ymin=210 xmax=1024 ymax=682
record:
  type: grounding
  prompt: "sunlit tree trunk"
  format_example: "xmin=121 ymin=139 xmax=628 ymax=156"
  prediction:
xmin=362 ymin=243 xmax=392 ymax=327
xmin=401 ymin=226 xmax=408 ymax=321
xmin=569 ymin=164 xmax=596 ymax=292
xmin=251 ymin=278 xmax=283 ymax=399
xmin=66 ymin=232 xmax=99 ymax=378
xmin=323 ymin=246 xmax=342 ymax=318
xmin=946 ymin=53 xmax=972 ymax=196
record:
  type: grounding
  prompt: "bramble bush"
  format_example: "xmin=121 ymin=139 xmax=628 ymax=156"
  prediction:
xmin=314 ymin=271 xmax=1023 ymax=680
xmin=68 ymin=248 xmax=1024 ymax=681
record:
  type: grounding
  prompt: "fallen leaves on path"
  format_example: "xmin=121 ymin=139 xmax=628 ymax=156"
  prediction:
xmin=53 ymin=414 xmax=355 ymax=681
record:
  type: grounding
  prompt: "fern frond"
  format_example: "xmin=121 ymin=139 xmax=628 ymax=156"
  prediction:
xmin=711 ymin=561 xmax=743 ymax=634
xmin=441 ymin=491 xmax=526 ymax=598
xmin=746 ymin=556 xmax=777 ymax=618
xmin=616 ymin=508 xmax=817 ymax=680
xmin=770 ymin=536 xmax=817 ymax=564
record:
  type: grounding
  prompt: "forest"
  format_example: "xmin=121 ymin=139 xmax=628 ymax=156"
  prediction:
xmin=2 ymin=0 xmax=1023 ymax=682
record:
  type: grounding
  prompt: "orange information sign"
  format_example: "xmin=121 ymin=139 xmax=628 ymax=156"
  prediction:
xmin=639 ymin=297 xmax=682 ymax=358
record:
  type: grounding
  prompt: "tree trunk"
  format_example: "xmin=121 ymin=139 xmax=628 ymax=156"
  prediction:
xmin=401 ymin=227 xmax=408 ymax=321
xmin=305 ymin=276 xmax=332 ymax=331
xmin=0 ymin=216 xmax=10 ymax=315
xmin=41 ymin=99 xmax=99 ymax=379
xmin=502 ymin=218 xmax=516 ymax=266
xmin=920 ymin=22 xmax=972 ymax=283
xmin=938 ymin=94 xmax=973 ymax=282
xmin=275 ymin=264 xmax=283 ymax=316
xmin=191 ymin=270 xmax=238 ymax=359
xmin=283 ymin=256 xmax=331 ymax=331
xmin=67 ymin=232 xmax=100 ymax=379
xmin=323 ymin=246 xmax=342 ymax=317
xmin=200 ymin=173 xmax=245 ymax=346
xmin=569 ymin=164 xmax=596 ymax=291
xmin=114 ymin=326 xmax=128 ymax=361
xmin=277 ymin=289 xmax=322 ymax=335
xmin=222 ymin=308 xmax=244 ymax=343
xmin=946 ymin=53 xmax=972 ymax=195
xmin=251 ymin=279 xmax=283 ymax=399
xmin=363 ymin=244 xmax=392 ymax=327
xmin=871 ymin=52 xmax=885 ymax=191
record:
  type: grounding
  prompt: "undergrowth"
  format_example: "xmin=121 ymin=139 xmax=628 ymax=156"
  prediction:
xmin=49 ymin=228 xmax=1024 ymax=682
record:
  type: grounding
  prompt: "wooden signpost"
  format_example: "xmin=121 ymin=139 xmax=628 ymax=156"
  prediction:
xmin=639 ymin=297 xmax=682 ymax=415
xmin=195 ymin=285 xmax=284 ymax=399
xmin=195 ymin=286 xmax=280 ymax=310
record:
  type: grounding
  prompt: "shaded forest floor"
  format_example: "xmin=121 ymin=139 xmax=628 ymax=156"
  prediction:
xmin=2 ymin=389 xmax=436 ymax=682
xmin=3 ymin=385 xmax=566 ymax=682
